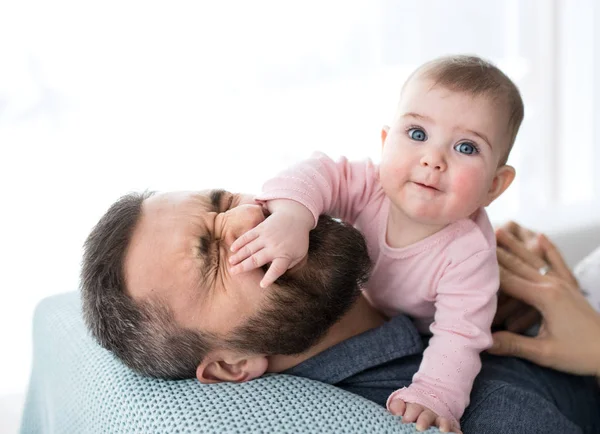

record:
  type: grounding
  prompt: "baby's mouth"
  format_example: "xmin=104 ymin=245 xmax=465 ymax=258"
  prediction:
xmin=413 ymin=181 xmax=440 ymax=192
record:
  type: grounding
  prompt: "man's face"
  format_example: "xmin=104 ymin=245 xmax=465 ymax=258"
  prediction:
xmin=124 ymin=190 xmax=369 ymax=359
xmin=125 ymin=190 xmax=268 ymax=337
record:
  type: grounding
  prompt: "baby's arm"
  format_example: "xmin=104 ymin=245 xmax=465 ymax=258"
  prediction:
xmin=257 ymin=151 xmax=380 ymax=225
xmin=231 ymin=152 xmax=380 ymax=286
xmin=388 ymin=248 xmax=499 ymax=432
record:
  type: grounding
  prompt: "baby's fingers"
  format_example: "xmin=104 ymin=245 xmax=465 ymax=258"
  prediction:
xmin=435 ymin=416 xmax=459 ymax=433
xmin=260 ymin=258 xmax=290 ymax=288
xmin=402 ymin=402 xmax=424 ymax=423
xmin=415 ymin=410 xmax=436 ymax=431
xmin=230 ymin=248 xmax=271 ymax=275
xmin=388 ymin=398 xmax=406 ymax=416
xmin=229 ymin=238 xmax=264 ymax=266
xmin=230 ymin=228 xmax=260 ymax=253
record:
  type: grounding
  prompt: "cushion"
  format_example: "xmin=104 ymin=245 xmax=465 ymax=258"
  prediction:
xmin=20 ymin=292 xmax=436 ymax=433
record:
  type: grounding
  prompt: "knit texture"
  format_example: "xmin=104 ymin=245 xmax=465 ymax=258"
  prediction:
xmin=20 ymin=292 xmax=435 ymax=433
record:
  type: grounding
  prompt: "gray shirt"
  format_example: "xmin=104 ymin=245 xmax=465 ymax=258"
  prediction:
xmin=285 ymin=315 xmax=600 ymax=434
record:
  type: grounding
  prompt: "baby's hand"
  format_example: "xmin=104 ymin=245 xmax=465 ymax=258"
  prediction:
xmin=229 ymin=199 xmax=314 ymax=288
xmin=388 ymin=398 xmax=461 ymax=433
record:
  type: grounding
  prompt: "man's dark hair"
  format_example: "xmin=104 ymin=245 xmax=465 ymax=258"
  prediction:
xmin=229 ymin=215 xmax=371 ymax=355
xmin=81 ymin=192 xmax=216 ymax=379
xmin=81 ymin=192 xmax=371 ymax=380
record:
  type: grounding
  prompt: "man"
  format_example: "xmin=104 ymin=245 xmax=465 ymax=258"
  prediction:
xmin=81 ymin=190 xmax=600 ymax=433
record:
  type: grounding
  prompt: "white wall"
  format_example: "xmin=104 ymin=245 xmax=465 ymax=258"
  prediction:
xmin=1 ymin=1 xmax=600 ymax=432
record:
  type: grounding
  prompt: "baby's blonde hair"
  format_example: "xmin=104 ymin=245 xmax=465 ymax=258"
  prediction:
xmin=405 ymin=55 xmax=524 ymax=165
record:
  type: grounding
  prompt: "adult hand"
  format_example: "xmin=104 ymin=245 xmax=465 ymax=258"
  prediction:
xmin=229 ymin=199 xmax=314 ymax=288
xmin=493 ymin=222 xmax=542 ymax=332
xmin=497 ymin=221 xmax=544 ymax=256
xmin=489 ymin=225 xmax=600 ymax=377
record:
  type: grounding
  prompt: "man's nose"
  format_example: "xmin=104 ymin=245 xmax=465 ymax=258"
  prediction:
xmin=222 ymin=204 xmax=266 ymax=244
xmin=420 ymin=147 xmax=447 ymax=171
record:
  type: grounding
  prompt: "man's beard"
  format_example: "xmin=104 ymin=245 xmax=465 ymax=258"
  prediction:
xmin=225 ymin=215 xmax=372 ymax=356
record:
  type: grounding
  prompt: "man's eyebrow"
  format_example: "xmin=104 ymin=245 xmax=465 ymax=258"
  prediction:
xmin=194 ymin=190 xmax=225 ymax=281
xmin=198 ymin=235 xmax=211 ymax=255
xmin=196 ymin=232 xmax=215 ymax=286
xmin=209 ymin=189 xmax=225 ymax=211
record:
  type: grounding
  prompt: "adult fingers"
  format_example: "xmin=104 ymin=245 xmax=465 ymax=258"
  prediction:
xmin=538 ymin=234 xmax=579 ymax=287
xmin=494 ymin=293 xmax=539 ymax=333
xmin=525 ymin=235 xmax=544 ymax=258
xmin=498 ymin=266 xmax=547 ymax=311
xmin=497 ymin=221 xmax=521 ymax=238
xmin=504 ymin=307 xmax=540 ymax=333
xmin=497 ymin=222 xmax=538 ymax=245
xmin=496 ymin=229 xmax=547 ymax=269
xmin=489 ymin=331 xmax=550 ymax=368
xmin=493 ymin=296 xmax=523 ymax=327
xmin=497 ymin=247 xmax=545 ymax=283
xmin=260 ymin=258 xmax=290 ymax=288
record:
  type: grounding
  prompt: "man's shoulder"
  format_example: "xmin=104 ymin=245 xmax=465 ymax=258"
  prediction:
xmin=283 ymin=315 xmax=423 ymax=385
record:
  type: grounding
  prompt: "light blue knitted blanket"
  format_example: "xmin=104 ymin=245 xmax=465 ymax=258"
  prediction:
xmin=20 ymin=292 xmax=439 ymax=433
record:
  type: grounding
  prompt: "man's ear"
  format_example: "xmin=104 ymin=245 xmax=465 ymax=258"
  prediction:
xmin=381 ymin=125 xmax=390 ymax=149
xmin=196 ymin=350 xmax=268 ymax=384
xmin=485 ymin=165 xmax=516 ymax=206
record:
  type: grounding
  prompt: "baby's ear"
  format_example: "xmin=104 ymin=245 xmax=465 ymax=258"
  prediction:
xmin=196 ymin=350 xmax=268 ymax=384
xmin=381 ymin=125 xmax=390 ymax=149
xmin=485 ymin=165 xmax=516 ymax=206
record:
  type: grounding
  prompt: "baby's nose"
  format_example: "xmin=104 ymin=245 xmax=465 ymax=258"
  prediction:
xmin=420 ymin=149 xmax=447 ymax=171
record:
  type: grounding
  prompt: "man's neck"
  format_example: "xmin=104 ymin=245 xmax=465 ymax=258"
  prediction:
xmin=266 ymin=296 xmax=387 ymax=372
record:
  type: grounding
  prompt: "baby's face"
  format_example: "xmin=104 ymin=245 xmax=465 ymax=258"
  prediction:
xmin=380 ymin=77 xmax=512 ymax=226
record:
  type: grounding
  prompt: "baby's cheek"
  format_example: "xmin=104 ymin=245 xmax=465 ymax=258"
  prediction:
xmin=452 ymin=167 xmax=489 ymax=201
xmin=379 ymin=163 xmax=396 ymax=187
xmin=381 ymin=156 xmax=410 ymax=180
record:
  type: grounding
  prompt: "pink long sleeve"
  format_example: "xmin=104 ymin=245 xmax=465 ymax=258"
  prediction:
xmin=256 ymin=152 xmax=381 ymax=226
xmin=258 ymin=152 xmax=499 ymax=427
xmin=385 ymin=241 xmax=498 ymax=426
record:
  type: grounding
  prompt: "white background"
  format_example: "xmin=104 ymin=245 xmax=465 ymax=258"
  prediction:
xmin=1 ymin=1 xmax=599 ymax=432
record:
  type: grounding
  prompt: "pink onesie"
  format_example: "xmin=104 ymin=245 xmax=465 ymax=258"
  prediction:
xmin=256 ymin=152 xmax=499 ymax=427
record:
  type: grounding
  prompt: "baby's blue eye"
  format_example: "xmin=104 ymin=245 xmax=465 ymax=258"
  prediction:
xmin=455 ymin=142 xmax=478 ymax=155
xmin=408 ymin=128 xmax=427 ymax=141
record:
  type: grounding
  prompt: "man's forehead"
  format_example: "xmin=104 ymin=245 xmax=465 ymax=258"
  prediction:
xmin=144 ymin=190 xmax=213 ymax=211
xmin=127 ymin=188 xmax=235 ymax=291
xmin=125 ymin=191 xmax=207 ymax=298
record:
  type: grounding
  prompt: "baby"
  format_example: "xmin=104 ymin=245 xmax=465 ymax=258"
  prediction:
xmin=229 ymin=55 xmax=523 ymax=433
